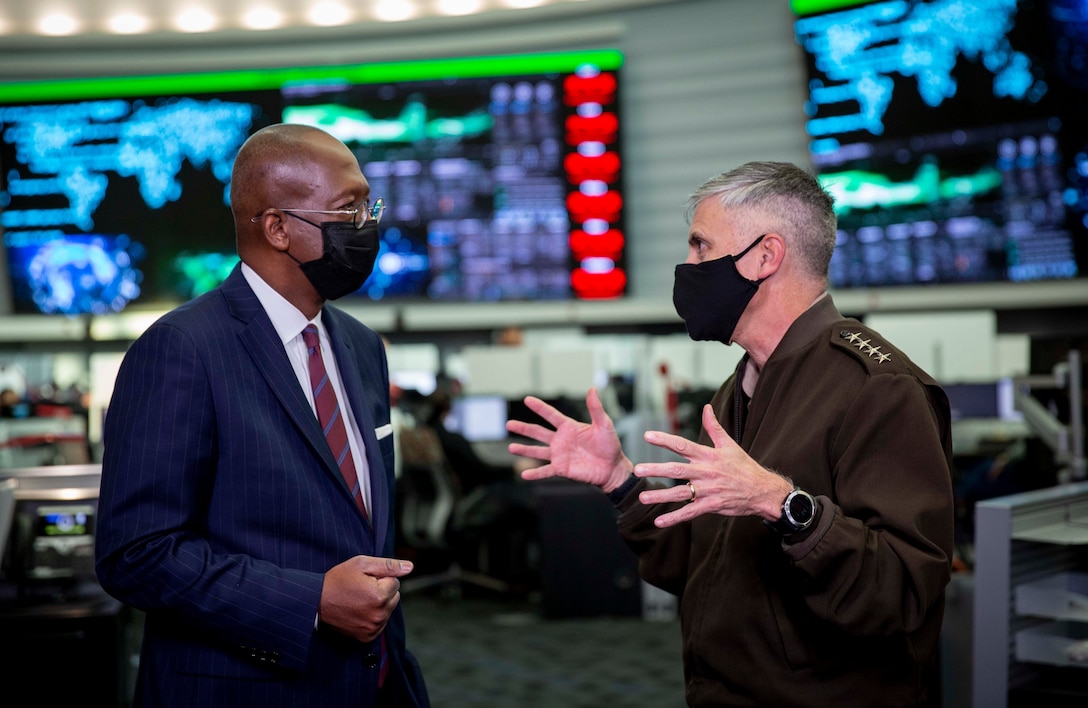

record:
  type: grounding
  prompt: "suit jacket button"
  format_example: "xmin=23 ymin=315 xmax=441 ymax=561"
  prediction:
xmin=364 ymin=653 xmax=380 ymax=668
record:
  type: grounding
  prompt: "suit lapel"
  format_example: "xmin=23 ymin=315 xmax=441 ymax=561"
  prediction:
xmin=324 ymin=307 xmax=390 ymax=551
xmin=222 ymin=268 xmax=373 ymax=535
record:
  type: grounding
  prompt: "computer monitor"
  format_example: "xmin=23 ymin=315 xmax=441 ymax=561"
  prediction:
xmin=943 ymin=378 xmax=1024 ymax=422
xmin=445 ymin=395 xmax=509 ymax=442
xmin=0 ymin=464 xmax=101 ymax=590
xmin=944 ymin=382 xmax=1001 ymax=421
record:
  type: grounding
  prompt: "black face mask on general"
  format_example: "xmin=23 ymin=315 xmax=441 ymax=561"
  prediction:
xmin=672 ymin=234 xmax=767 ymax=344
xmin=287 ymin=218 xmax=380 ymax=301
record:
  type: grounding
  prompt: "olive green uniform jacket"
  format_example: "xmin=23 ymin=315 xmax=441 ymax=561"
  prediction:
xmin=617 ymin=295 xmax=954 ymax=707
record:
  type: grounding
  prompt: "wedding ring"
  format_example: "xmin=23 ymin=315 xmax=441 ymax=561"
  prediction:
xmin=687 ymin=481 xmax=697 ymax=503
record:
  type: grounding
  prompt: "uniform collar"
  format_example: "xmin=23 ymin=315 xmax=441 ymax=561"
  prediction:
xmin=772 ymin=292 xmax=842 ymax=361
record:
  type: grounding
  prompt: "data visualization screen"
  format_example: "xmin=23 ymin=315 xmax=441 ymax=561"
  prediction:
xmin=0 ymin=95 xmax=265 ymax=314
xmin=793 ymin=0 xmax=1088 ymax=289
xmin=0 ymin=50 xmax=626 ymax=315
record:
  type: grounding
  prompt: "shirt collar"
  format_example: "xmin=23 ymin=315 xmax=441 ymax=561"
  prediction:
xmin=240 ymin=262 xmax=320 ymax=344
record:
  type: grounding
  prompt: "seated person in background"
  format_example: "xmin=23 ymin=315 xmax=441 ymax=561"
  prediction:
xmin=422 ymin=389 xmax=539 ymax=590
xmin=954 ymin=437 xmax=1059 ymax=545
xmin=425 ymin=389 xmax=536 ymax=493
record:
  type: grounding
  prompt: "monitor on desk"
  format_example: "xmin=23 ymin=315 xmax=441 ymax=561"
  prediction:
xmin=0 ymin=464 xmax=101 ymax=590
xmin=944 ymin=378 xmax=1023 ymax=422
xmin=945 ymin=382 xmax=1000 ymax=421
xmin=444 ymin=395 xmax=509 ymax=443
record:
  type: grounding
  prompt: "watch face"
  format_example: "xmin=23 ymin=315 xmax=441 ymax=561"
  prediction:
xmin=787 ymin=492 xmax=814 ymax=524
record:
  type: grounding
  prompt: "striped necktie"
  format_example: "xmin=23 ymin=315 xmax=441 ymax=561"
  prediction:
xmin=302 ymin=325 xmax=367 ymax=520
xmin=302 ymin=325 xmax=388 ymax=686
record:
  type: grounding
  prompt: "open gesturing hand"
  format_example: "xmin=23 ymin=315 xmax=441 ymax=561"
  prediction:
xmin=506 ymin=388 xmax=634 ymax=493
xmin=634 ymin=404 xmax=793 ymax=528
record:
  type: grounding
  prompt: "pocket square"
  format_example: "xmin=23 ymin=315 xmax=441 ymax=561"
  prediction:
xmin=375 ymin=424 xmax=394 ymax=440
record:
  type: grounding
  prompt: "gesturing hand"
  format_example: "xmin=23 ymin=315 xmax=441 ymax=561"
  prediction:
xmin=634 ymin=404 xmax=793 ymax=528
xmin=506 ymin=388 xmax=634 ymax=492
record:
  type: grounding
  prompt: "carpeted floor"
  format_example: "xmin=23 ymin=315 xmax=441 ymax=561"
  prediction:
xmin=401 ymin=589 xmax=686 ymax=707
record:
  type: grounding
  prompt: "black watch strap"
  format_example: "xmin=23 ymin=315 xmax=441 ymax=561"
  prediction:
xmin=764 ymin=488 xmax=817 ymax=536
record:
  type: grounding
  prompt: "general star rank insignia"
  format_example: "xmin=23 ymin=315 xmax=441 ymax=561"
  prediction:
xmin=839 ymin=330 xmax=891 ymax=363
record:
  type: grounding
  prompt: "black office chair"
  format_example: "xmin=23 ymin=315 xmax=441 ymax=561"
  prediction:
xmin=396 ymin=425 xmax=511 ymax=597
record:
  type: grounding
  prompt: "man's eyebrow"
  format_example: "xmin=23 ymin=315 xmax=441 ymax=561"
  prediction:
xmin=329 ymin=188 xmax=366 ymax=206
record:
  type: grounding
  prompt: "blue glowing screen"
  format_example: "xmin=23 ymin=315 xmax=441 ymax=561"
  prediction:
xmin=0 ymin=52 xmax=626 ymax=314
xmin=1 ymin=94 xmax=270 ymax=314
xmin=794 ymin=0 xmax=1088 ymax=288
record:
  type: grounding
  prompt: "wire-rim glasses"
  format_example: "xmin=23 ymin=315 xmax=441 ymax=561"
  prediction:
xmin=254 ymin=197 xmax=385 ymax=230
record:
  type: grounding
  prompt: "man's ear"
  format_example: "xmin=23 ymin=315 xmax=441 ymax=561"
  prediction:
xmin=255 ymin=210 xmax=291 ymax=252
xmin=756 ymin=232 xmax=787 ymax=277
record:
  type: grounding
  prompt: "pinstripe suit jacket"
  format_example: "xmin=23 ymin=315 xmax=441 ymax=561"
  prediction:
xmin=95 ymin=265 xmax=428 ymax=707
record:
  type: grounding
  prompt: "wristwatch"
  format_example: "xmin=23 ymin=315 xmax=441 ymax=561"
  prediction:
xmin=765 ymin=487 xmax=817 ymax=536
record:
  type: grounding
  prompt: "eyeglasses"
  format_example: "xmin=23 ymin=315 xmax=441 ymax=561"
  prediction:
xmin=254 ymin=197 xmax=385 ymax=230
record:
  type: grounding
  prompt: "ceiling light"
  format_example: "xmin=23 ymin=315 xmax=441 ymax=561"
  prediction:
xmin=38 ymin=12 xmax=80 ymax=36
xmin=436 ymin=0 xmax=485 ymax=15
xmin=107 ymin=13 xmax=151 ymax=34
xmin=175 ymin=8 xmax=218 ymax=33
xmin=242 ymin=6 xmax=285 ymax=30
xmin=308 ymin=2 xmax=352 ymax=26
xmin=374 ymin=0 xmax=419 ymax=22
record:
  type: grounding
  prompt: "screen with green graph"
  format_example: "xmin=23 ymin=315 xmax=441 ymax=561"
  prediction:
xmin=794 ymin=0 xmax=1087 ymax=288
xmin=0 ymin=50 xmax=626 ymax=315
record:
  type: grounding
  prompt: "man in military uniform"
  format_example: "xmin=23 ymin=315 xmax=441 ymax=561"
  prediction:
xmin=508 ymin=161 xmax=954 ymax=707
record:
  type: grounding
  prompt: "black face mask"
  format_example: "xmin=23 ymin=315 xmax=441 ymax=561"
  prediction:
xmin=672 ymin=234 xmax=766 ymax=344
xmin=286 ymin=216 xmax=380 ymax=301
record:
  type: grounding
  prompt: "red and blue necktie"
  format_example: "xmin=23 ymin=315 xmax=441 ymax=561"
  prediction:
xmin=302 ymin=325 xmax=388 ymax=686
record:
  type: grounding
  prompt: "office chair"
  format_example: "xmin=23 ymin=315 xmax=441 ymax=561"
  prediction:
xmin=396 ymin=425 xmax=511 ymax=597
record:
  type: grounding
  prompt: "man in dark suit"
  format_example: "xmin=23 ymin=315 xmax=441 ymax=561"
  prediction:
xmin=95 ymin=123 xmax=430 ymax=707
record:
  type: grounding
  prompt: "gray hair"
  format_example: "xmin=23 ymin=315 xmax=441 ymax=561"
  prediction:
xmin=685 ymin=161 xmax=837 ymax=280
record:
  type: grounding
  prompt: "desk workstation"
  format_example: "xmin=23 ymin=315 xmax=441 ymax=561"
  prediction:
xmin=0 ymin=465 xmax=140 ymax=707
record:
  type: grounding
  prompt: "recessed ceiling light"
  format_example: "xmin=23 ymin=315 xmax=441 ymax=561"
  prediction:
xmin=38 ymin=12 xmax=80 ymax=36
xmin=175 ymin=8 xmax=218 ymax=33
xmin=374 ymin=0 xmax=419 ymax=22
xmin=308 ymin=2 xmax=352 ymax=26
xmin=436 ymin=0 xmax=485 ymax=16
xmin=107 ymin=13 xmax=151 ymax=35
xmin=243 ymin=6 xmax=285 ymax=30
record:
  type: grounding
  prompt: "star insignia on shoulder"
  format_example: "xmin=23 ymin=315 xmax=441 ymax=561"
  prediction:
xmin=839 ymin=330 xmax=891 ymax=364
xmin=841 ymin=331 xmax=864 ymax=345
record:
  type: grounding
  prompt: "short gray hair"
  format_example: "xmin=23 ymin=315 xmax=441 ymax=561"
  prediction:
xmin=686 ymin=161 xmax=837 ymax=280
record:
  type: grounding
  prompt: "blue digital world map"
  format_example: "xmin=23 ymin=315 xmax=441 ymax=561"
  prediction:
xmin=794 ymin=0 xmax=1086 ymax=289
xmin=0 ymin=97 xmax=257 ymax=314
xmin=795 ymin=0 xmax=1045 ymax=146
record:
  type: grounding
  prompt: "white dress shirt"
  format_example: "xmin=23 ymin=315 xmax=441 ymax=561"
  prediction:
xmin=241 ymin=263 xmax=373 ymax=516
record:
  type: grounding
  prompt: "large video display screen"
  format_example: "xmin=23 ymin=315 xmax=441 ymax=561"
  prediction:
xmin=792 ymin=0 xmax=1088 ymax=289
xmin=0 ymin=50 xmax=626 ymax=315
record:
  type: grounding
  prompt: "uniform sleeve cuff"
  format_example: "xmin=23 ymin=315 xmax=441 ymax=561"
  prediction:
xmin=606 ymin=473 xmax=640 ymax=505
